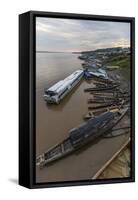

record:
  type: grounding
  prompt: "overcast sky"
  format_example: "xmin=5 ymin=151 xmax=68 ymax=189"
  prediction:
xmin=36 ymin=17 xmax=130 ymax=52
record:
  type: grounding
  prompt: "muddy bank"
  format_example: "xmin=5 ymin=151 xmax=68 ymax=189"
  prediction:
xmin=79 ymin=48 xmax=131 ymax=179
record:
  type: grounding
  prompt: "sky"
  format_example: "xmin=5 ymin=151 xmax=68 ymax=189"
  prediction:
xmin=36 ymin=17 xmax=130 ymax=52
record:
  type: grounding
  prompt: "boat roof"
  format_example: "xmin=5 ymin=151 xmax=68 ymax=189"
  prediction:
xmin=47 ymin=80 xmax=64 ymax=93
xmin=47 ymin=70 xmax=83 ymax=93
xmin=89 ymin=71 xmax=106 ymax=77
xmin=86 ymin=68 xmax=108 ymax=79
xmin=69 ymin=111 xmax=115 ymax=138
xmin=98 ymin=68 xmax=106 ymax=75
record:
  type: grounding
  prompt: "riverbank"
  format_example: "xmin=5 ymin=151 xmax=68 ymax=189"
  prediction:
xmin=78 ymin=47 xmax=131 ymax=179
xmin=79 ymin=47 xmax=130 ymax=97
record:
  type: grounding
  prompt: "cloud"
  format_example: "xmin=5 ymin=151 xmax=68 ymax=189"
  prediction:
xmin=36 ymin=17 xmax=130 ymax=52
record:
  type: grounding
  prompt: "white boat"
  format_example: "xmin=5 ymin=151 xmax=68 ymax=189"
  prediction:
xmin=44 ymin=70 xmax=84 ymax=104
xmin=84 ymin=68 xmax=108 ymax=80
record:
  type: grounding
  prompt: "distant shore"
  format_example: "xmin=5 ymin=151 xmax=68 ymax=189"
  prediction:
xmin=36 ymin=47 xmax=130 ymax=55
xmin=36 ymin=51 xmax=81 ymax=54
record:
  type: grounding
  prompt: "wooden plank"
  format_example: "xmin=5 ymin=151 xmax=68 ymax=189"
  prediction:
xmin=92 ymin=137 xmax=130 ymax=179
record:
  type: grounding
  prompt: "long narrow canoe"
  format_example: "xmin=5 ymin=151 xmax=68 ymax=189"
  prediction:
xmin=84 ymin=84 xmax=119 ymax=92
xmin=36 ymin=108 xmax=128 ymax=168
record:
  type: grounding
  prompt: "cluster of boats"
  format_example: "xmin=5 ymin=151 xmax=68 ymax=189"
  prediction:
xmin=84 ymin=68 xmax=109 ymax=80
xmin=36 ymin=67 xmax=129 ymax=168
xmin=43 ymin=68 xmax=112 ymax=104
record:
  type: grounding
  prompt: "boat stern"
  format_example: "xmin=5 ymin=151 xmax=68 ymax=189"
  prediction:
xmin=43 ymin=94 xmax=59 ymax=104
xmin=36 ymin=154 xmax=46 ymax=168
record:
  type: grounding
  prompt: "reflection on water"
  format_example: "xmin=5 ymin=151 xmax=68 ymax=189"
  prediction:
xmin=36 ymin=53 xmax=128 ymax=183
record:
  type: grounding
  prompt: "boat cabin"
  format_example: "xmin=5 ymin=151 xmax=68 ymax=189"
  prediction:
xmin=44 ymin=70 xmax=84 ymax=104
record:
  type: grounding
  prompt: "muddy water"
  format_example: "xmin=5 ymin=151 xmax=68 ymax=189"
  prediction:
xmin=36 ymin=53 xmax=129 ymax=183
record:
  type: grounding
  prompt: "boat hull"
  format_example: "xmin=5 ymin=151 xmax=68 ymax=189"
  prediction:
xmin=36 ymin=108 xmax=128 ymax=168
xmin=44 ymin=70 xmax=84 ymax=104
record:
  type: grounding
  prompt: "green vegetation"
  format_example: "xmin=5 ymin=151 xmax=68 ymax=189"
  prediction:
xmin=105 ymin=55 xmax=130 ymax=69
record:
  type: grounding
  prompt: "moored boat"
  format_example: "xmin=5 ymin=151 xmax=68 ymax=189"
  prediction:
xmin=84 ymin=83 xmax=119 ymax=92
xmin=36 ymin=107 xmax=128 ymax=168
xmin=83 ymin=105 xmax=122 ymax=120
xmin=44 ymin=69 xmax=84 ymax=104
xmin=84 ymin=68 xmax=109 ymax=80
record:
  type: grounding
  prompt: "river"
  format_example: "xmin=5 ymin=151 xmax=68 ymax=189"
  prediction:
xmin=36 ymin=52 xmax=129 ymax=183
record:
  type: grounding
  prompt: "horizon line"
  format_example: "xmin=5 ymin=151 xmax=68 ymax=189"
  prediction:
xmin=36 ymin=46 xmax=130 ymax=53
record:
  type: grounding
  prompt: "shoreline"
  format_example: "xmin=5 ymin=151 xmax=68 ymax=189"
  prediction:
xmin=78 ymin=47 xmax=131 ymax=179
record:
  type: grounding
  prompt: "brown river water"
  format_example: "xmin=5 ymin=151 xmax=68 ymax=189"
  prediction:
xmin=36 ymin=53 xmax=129 ymax=183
